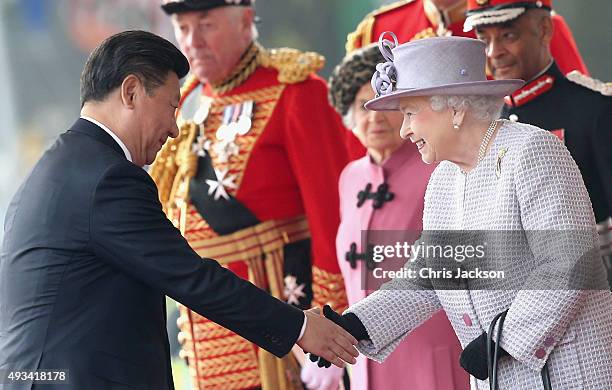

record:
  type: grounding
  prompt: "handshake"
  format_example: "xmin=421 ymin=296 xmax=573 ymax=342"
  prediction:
xmin=296 ymin=305 xmax=369 ymax=368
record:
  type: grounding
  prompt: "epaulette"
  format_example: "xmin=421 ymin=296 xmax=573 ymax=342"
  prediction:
xmin=566 ymin=71 xmax=612 ymax=96
xmin=345 ymin=0 xmax=416 ymax=53
xmin=258 ymin=47 xmax=325 ymax=84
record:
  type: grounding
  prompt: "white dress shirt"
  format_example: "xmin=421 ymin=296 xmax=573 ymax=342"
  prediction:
xmin=81 ymin=116 xmax=132 ymax=163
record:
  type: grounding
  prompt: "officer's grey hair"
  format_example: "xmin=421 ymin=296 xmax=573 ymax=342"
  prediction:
xmin=429 ymin=95 xmax=504 ymax=121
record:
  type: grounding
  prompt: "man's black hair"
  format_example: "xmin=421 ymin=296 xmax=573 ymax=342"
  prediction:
xmin=80 ymin=30 xmax=189 ymax=106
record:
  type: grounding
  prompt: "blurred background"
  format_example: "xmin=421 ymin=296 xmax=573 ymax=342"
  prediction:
xmin=0 ymin=1 xmax=610 ymax=388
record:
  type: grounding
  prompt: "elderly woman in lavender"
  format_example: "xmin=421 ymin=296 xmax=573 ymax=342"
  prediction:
xmin=313 ymin=33 xmax=612 ymax=389
xmin=298 ymin=44 xmax=469 ymax=390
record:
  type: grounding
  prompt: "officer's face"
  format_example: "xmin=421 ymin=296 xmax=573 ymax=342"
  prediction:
xmin=172 ymin=8 xmax=253 ymax=84
xmin=352 ymin=84 xmax=405 ymax=160
xmin=475 ymin=10 xmax=553 ymax=81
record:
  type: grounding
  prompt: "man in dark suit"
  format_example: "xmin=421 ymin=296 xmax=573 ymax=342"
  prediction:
xmin=0 ymin=30 xmax=357 ymax=389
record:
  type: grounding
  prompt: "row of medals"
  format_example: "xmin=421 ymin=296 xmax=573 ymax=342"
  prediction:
xmin=191 ymin=96 xmax=255 ymax=164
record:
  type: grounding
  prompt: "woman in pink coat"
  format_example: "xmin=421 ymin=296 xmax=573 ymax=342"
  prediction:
xmin=325 ymin=45 xmax=469 ymax=389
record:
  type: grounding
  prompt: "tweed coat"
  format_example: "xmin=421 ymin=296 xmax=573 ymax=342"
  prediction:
xmin=347 ymin=120 xmax=612 ymax=389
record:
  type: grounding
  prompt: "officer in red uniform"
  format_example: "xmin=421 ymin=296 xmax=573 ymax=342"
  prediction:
xmin=344 ymin=0 xmax=589 ymax=159
xmin=467 ymin=0 xmax=612 ymax=288
xmin=151 ymin=1 xmax=350 ymax=388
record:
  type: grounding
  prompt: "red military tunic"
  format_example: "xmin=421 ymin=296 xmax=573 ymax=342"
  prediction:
xmin=150 ymin=43 xmax=349 ymax=390
xmin=344 ymin=0 xmax=588 ymax=159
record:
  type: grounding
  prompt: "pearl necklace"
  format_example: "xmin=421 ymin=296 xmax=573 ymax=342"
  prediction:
xmin=461 ymin=119 xmax=499 ymax=175
xmin=477 ymin=119 xmax=499 ymax=165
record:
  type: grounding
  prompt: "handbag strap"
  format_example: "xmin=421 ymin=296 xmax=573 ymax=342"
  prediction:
xmin=541 ymin=362 xmax=552 ymax=390
xmin=487 ymin=310 xmax=507 ymax=390
xmin=487 ymin=310 xmax=553 ymax=390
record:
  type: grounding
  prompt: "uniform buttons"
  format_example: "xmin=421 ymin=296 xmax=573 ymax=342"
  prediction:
xmin=509 ymin=114 xmax=519 ymax=122
xmin=535 ymin=348 xmax=546 ymax=359
xmin=462 ymin=314 xmax=473 ymax=327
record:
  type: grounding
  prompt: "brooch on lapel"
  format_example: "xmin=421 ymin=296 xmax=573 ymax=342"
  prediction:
xmin=496 ymin=148 xmax=508 ymax=179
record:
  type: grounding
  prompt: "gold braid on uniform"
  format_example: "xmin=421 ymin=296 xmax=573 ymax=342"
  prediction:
xmin=345 ymin=0 xmax=416 ymax=54
xmin=149 ymin=122 xmax=198 ymax=218
xmin=149 ymin=73 xmax=200 ymax=211
xmin=258 ymin=45 xmax=325 ymax=84
xmin=345 ymin=9 xmax=377 ymax=54
xmin=150 ymin=42 xmax=325 ymax=217
xmin=210 ymin=41 xmax=325 ymax=93
xmin=312 ymin=266 xmax=349 ymax=313
xmin=411 ymin=27 xmax=437 ymax=41
xmin=210 ymin=42 xmax=261 ymax=94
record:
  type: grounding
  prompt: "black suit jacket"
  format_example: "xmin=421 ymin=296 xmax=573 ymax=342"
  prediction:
xmin=502 ymin=62 xmax=612 ymax=223
xmin=0 ymin=119 xmax=303 ymax=389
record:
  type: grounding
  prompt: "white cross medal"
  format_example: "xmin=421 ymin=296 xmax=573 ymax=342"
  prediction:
xmin=205 ymin=167 xmax=238 ymax=201
xmin=191 ymin=133 xmax=211 ymax=157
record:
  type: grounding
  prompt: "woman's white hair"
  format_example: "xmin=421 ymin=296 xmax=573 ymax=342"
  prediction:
xmin=429 ymin=95 xmax=504 ymax=121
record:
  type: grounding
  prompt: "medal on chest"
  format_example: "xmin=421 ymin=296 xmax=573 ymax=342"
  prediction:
xmin=189 ymin=99 xmax=256 ymax=201
xmin=191 ymin=99 xmax=255 ymax=162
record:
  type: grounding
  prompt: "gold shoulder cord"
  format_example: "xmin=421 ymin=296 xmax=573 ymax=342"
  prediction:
xmin=149 ymin=122 xmax=198 ymax=225
xmin=259 ymin=46 xmax=325 ymax=84
xmin=345 ymin=0 xmax=416 ymax=53
xmin=210 ymin=42 xmax=261 ymax=95
xmin=150 ymin=73 xmax=200 ymax=214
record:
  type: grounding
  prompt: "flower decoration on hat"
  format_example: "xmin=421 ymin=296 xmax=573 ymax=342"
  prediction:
xmin=371 ymin=31 xmax=398 ymax=98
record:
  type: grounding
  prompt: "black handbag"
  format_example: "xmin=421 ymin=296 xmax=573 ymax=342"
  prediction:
xmin=487 ymin=310 xmax=552 ymax=390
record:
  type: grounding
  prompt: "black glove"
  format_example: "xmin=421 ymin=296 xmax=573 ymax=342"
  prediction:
xmin=459 ymin=332 xmax=509 ymax=380
xmin=309 ymin=305 xmax=369 ymax=368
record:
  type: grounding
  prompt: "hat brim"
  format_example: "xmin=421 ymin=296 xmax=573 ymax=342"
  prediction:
xmin=162 ymin=3 xmax=221 ymax=15
xmin=364 ymin=79 xmax=524 ymax=111
xmin=161 ymin=1 xmax=252 ymax=15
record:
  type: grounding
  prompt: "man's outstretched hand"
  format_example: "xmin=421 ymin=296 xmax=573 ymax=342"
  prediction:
xmin=308 ymin=305 xmax=369 ymax=368
xmin=296 ymin=308 xmax=359 ymax=368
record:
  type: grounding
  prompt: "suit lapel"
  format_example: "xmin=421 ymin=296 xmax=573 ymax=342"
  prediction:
xmin=67 ymin=118 xmax=125 ymax=158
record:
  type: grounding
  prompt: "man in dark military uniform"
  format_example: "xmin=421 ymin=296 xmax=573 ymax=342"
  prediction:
xmin=467 ymin=0 xmax=612 ymax=286
xmin=152 ymin=1 xmax=351 ymax=389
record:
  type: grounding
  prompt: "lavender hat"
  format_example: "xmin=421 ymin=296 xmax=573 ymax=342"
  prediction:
xmin=365 ymin=33 xmax=524 ymax=111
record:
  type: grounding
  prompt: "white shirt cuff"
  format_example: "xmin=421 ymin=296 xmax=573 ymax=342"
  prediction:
xmin=297 ymin=312 xmax=307 ymax=342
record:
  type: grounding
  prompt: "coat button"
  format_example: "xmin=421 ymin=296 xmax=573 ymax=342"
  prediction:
xmin=535 ymin=348 xmax=546 ymax=359
xmin=509 ymin=114 xmax=519 ymax=122
xmin=543 ymin=336 xmax=555 ymax=347
xmin=462 ymin=314 xmax=473 ymax=327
